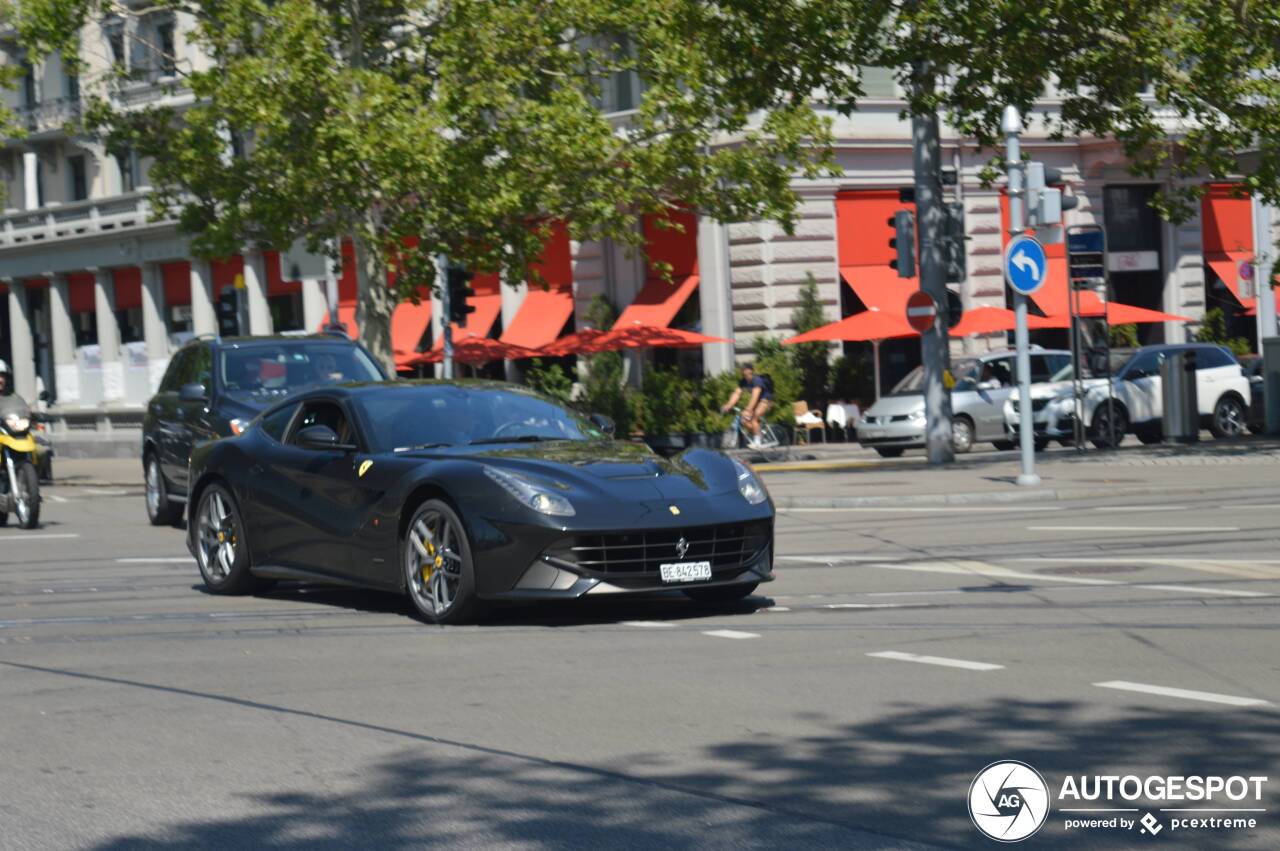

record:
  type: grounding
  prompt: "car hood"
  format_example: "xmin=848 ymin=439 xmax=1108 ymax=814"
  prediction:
xmin=863 ymin=395 xmax=925 ymax=417
xmin=1008 ymin=378 xmax=1108 ymax=402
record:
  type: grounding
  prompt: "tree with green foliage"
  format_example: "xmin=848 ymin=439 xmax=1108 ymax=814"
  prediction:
xmin=1194 ymin=308 xmax=1252 ymax=358
xmin=788 ymin=274 xmax=830 ymax=407
xmin=523 ymin=359 xmax=573 ymax=403
xmin=6 ymin=0 xmax=839 ymax=372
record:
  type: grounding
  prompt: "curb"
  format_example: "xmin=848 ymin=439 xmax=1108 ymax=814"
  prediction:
xmin=772 ymin=483 xmax=1280 ymax=509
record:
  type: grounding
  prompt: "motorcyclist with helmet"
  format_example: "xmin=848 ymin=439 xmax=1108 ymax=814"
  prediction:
xmin=0 ymin=359 xmax=41 ymax=527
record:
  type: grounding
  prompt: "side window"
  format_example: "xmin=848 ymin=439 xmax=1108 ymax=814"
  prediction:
xmin=158 ymin=350 xmax=189 ymax=393
xmin=188 ymin=344 xmax=213 ymax=393
xmin=1123 ymin=350 xmax=1161 ymax=380
xmin=1050 ymin=354 xmax=1072 ymax=375
xmin=982 ymin=358 xmax=1014 ymax=387
xmin=259 ymin=403 xmax=298 ymax=443
xmin=1194 ymin=347 xmax=1233 ymax=370
xmin=289 ymin=401 xmax=354 ymax=448
xmin=1030 ymin=355 xmax=1054 ymax=383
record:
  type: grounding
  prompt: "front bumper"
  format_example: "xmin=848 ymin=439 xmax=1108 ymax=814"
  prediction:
xmin=855 ymin=420 xmax=924 ymax=448
xmin=478 ymin=516 xmax=775 ymax=601
xmin=1005 ymin=401 xmax=1076 ymax=440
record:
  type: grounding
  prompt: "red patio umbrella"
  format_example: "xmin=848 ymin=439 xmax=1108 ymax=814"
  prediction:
xmin=541 ymin=328 xmax=611 ymax=357
xmin=1038 ymin=303 xmax=1194 ymax=327
xmin=594 ymin=322 xmax=734 ymax=351
xmin=782 ymin=308 xmax=917 ymax=400
xmin=407 ymin=333 xmax=539 ymax=365
xmin=947 ymin=305 xmax=1059 ymax=337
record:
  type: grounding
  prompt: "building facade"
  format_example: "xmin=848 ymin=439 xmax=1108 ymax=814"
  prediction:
xmin=3 ymin=16 xmax=1278 ymax=448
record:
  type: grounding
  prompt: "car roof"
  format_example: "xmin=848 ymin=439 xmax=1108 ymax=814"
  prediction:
xmin=289 ymin=378 xmax=534 ymax=400
xmin=210 ymin=334 xmax=359 ymax=350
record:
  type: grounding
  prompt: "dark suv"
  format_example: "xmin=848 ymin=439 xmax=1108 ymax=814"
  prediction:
xmin=142 ymin=334 xmax=387 ymax=525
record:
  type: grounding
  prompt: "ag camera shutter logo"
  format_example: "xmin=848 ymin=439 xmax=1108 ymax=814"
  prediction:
xmin=969 ymin=761 xmax=1051 ymax=842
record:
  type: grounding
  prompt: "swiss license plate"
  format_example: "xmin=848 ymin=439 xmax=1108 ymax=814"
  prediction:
xmin=659 ymin=561 xmax=713 ymax=583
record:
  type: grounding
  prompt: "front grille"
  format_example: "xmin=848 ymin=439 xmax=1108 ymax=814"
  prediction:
xmin=543 ymin=520 xmax=771 ymax=579
xmin=1031 ymin=398 xmax=1051 ymax=412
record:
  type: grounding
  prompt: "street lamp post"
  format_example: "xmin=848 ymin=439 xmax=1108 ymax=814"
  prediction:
xmin=1004 ymin=105 xmax=1041 ymax=487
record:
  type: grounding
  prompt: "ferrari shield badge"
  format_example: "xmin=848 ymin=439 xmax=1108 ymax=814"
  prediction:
xmin=668 ymin=505 xmax=680 ymax=516
xmin=358 ymin=460 xmax=373 ymax=478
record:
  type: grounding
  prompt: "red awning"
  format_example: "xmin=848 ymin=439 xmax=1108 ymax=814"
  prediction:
xmin=68 ymin=274 xmax=96 ymax=313
xmin=431 ymin=294 xmax=503 ymax=351
xmin=613 ymin=275 xmax=700 ymax=329
xmin=839 ymin=266 xmax=918 ymax=315
xmin=162 ymin=263 xmax=192 ymax=307
xmin=391 ymin=298 xmax=432 ymax=365
xmin=1205 ymin=251 xmax=1254 ymax=310
xmin=1025 ymin=256 xmax=1106 ymax=316
xmin=501 ymin=287 xmax=574 ymax=349
xmin=114 ymin=268 xmax=143 ymax=311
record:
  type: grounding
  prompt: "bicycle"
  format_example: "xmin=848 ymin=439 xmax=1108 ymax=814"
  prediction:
xmin=721 ymin=407 xmax=792 ymax=463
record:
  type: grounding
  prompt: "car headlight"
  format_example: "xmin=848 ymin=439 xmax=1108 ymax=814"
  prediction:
xmin=909 ymin=410 xmax=926 ymax=423
xmin=484 ymin=467 xmax=575 ymax=517
xmin=4 ymin=413 xmax=30 ymax=433
xmin=730 ymin=457 xmax=768 ymax=505
xmin=1051 ymin=396 xmax=1075 ymax=413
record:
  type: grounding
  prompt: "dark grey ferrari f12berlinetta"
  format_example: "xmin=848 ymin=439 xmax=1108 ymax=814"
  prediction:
xmin=186 ymin=380 xmax=775 ymax=623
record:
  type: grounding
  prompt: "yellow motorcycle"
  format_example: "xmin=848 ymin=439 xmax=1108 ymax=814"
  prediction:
xmin=0 ymin=395 xmax=40 ymax=528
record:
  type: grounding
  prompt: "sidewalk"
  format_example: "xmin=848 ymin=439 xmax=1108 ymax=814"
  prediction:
xmin=758 ymin=438 xmax=1280 ymax=507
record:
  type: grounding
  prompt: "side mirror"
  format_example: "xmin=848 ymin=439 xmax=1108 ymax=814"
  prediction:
xmin=296 ymin=424 xmax=356 ymax=452
xmin=589 ymin=413 xmax=616 ymax=436
xmin=977 ymin=380 xmax=1000 ymax=391
xmin=179 ymin=382 xmax=208 ymax=402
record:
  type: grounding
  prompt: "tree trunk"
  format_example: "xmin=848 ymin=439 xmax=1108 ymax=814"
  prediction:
xmin=352 ymin=232 xmax=397 ymax=376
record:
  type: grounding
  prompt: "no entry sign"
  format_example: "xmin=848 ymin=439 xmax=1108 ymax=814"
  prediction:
xmin=905 ymin=291 xmax=938 ymax=332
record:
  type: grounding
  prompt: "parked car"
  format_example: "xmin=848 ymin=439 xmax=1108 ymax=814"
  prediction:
xmin=1002 ymin=349 xmax=1133 ymax=448
xmin=185 ymin=381 xmax=774 ymax=624
xmin=856 ymin=349 xmax=1071 ymax=457
xmin=143 ymin=333 xmax=388 ymax=526
xmin=1006 ymin=343 xmax=1251 ymax=448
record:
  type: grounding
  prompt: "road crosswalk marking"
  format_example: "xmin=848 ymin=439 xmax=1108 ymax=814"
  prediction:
xmin=867 ymin=651 xmax=1003 ymax=671
xmin=702 ymin=629 xmax=759 ymax=640
xmin=1094 ymin=681 xmax=1270 ymax=708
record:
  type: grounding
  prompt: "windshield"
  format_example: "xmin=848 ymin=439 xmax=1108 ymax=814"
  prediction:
xmin=354 ymin=384 xmax=606 ymax=451
xmin=890 ymin=359 xmax=980 ymax=395
xmin=219 ymin=343 xmax=382 ymax=401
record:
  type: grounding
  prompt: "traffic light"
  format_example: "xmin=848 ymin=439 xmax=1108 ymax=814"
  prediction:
xmin=888 ymin=210 xmax=916 ymax=279
xmin=445 ymin=264 xmax=476 ymax=325
xmin=1026 ymin=162 xmax=1079 ymax=227
xmin=943 ymin=201 xmax=966 ymax=284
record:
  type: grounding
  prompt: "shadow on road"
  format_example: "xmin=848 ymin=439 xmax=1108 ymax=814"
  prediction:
xmin=55 ymin=686 xmax=1275 ymax=850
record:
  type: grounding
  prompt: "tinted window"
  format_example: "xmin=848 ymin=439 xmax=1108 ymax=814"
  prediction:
xmin=290 ymin=401 xmax=356 ymax=447
xmin=353 ymin=385 xmax=605 ymax=451
xmin=1121 ymin=349 xmax=1163 ymax=380
xmin=259 ymin=403 xmax=298 ymax=442
xmin=159 ymin=350 xmax=188 ymax=393
xmin=1193 ymin=346 xmax=1234 ymax=369
xmin=173 ymin=343 xmax=212 ymax=392
xmin=219 ymin=342 xmax=382 ymax=403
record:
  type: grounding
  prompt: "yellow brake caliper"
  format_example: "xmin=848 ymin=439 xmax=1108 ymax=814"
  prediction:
xmin=422 ymin=537 xmax=441 ymax=584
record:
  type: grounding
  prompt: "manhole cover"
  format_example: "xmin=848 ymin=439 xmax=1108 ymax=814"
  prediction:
xmin=1036 ymin=564 xmax=1143 ymax=576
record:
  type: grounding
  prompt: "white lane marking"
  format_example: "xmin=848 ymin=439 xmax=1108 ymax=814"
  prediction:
xmin=765 ymin=607 xmax=791 ymax=612
xmin=1027 ymin=525 xmax=1239 ymax=532
xmin=46 ymin=494 xmax=69 ymax=503
xmin=702 ymin=629 xmax=760 ymax=640
xmin=780 ymin=506 xmax=1063 ymax=513
xmin=867 ymin=651 xmax=1003 ymax=671
xmin=1094 ymin=505 xmax=1185 ymax=512
xmin=83 ymin=488 xmax=128 ymax=496
xmin=115 ymin=557 xmax=195 ymax=564
xmin=866 ymin=589 xmax=966 ymax=598
xmin=1094 ymin=681 xmax=1270 ymax=708
xmin=823 ymin=603 xmax=906 ymax=609
xmin=779 ymin=555 xmax=903 ymax=564
xmin=1232 ymin=504 xmax=1280 ymax=510
xmin=874 ymin=560 xmax=1116 ymax=586
xmin=1135 ymin=584 xmax=1270 ymax=598
xmin=1013 ymin=556 xmax=1280 ymax=580
xmin=621 ymin=621 xmax=675 ymax=628
xmin=0 ymin=533 xmax=80 ymax=541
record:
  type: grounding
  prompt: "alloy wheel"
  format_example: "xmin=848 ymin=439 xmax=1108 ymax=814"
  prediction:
xmin=146 ymin=460 xmax=162 ymax=517
xmin=197 ymin=490 xmax=238 ymax=582
xmin=1214 ymin=398 xmax=1244 ymax=438
xmin=405 ymin=508 xmax=465 ymax=617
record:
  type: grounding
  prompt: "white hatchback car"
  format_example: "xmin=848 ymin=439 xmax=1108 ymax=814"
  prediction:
xmin=1006 ymin=343 xmax=1251 ymax=448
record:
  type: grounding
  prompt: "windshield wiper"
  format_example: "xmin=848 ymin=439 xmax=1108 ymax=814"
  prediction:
xmin=468 ymin=435 xmax=564 ymax=445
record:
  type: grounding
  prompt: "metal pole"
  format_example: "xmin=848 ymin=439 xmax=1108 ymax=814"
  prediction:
xmin=324 ymin=238 xmax=339 ymax=327
xmin=912 ymin=61 xmax=954 ymax=465
xmin=873 ymin=339 xmax=882 ymax=401
xmin=1256 ymin=198 xmax=1276 ymax=344
xmin=439 ymin=254 xmax=454 ymax=379
xmin=1004 ymin=105 xmax=1040 ymax=487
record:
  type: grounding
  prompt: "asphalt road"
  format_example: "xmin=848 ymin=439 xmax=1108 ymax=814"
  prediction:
xmin=1 ymin=478 xmax=1278 ymax=850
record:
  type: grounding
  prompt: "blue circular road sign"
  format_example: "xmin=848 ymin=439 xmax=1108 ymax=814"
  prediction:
xmin=1004 ymin=235 xmax=1048 ymax=295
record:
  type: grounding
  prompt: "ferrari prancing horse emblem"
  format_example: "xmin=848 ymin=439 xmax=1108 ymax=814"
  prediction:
xmin=675 ymin=537 xmax=690 ymax=558
xmin=358 ymin=460 xmax=373 ymax=478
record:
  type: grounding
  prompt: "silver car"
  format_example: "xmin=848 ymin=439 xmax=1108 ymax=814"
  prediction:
xmin=856 ymin=349 xmax=1071 ymax=457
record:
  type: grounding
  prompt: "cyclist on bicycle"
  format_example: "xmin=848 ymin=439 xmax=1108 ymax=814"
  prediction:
xmin=721 ymin=363 xmax=776 ymax=448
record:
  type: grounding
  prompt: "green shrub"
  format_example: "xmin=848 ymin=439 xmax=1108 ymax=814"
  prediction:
xmin=1194 ymin=308 xmax=1251 ymax=357
xmin=524 ymin=359 xmax=572 ymax=402
xmin=827 ymin=354 xmax=871 ymax=405
xmin=789 ymin=275 xmax=831 ymax=406
xmin=634 ymin=367 xmax=693 ymax=435
xmin=751 ymin=336 xmax=801 ymax=424
xmin=1109 ymin=323 xmax=1139 ymax=349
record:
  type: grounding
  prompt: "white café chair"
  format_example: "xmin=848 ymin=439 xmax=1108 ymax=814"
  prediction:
xmin=825 ymin=402 xmax=849 ymax=441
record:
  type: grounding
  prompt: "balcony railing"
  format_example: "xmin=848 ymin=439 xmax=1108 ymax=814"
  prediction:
xmin=0 ymin=190 xmax=170 ymax=248
xmin=19 ymin=97 xmax=82 ymax=135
